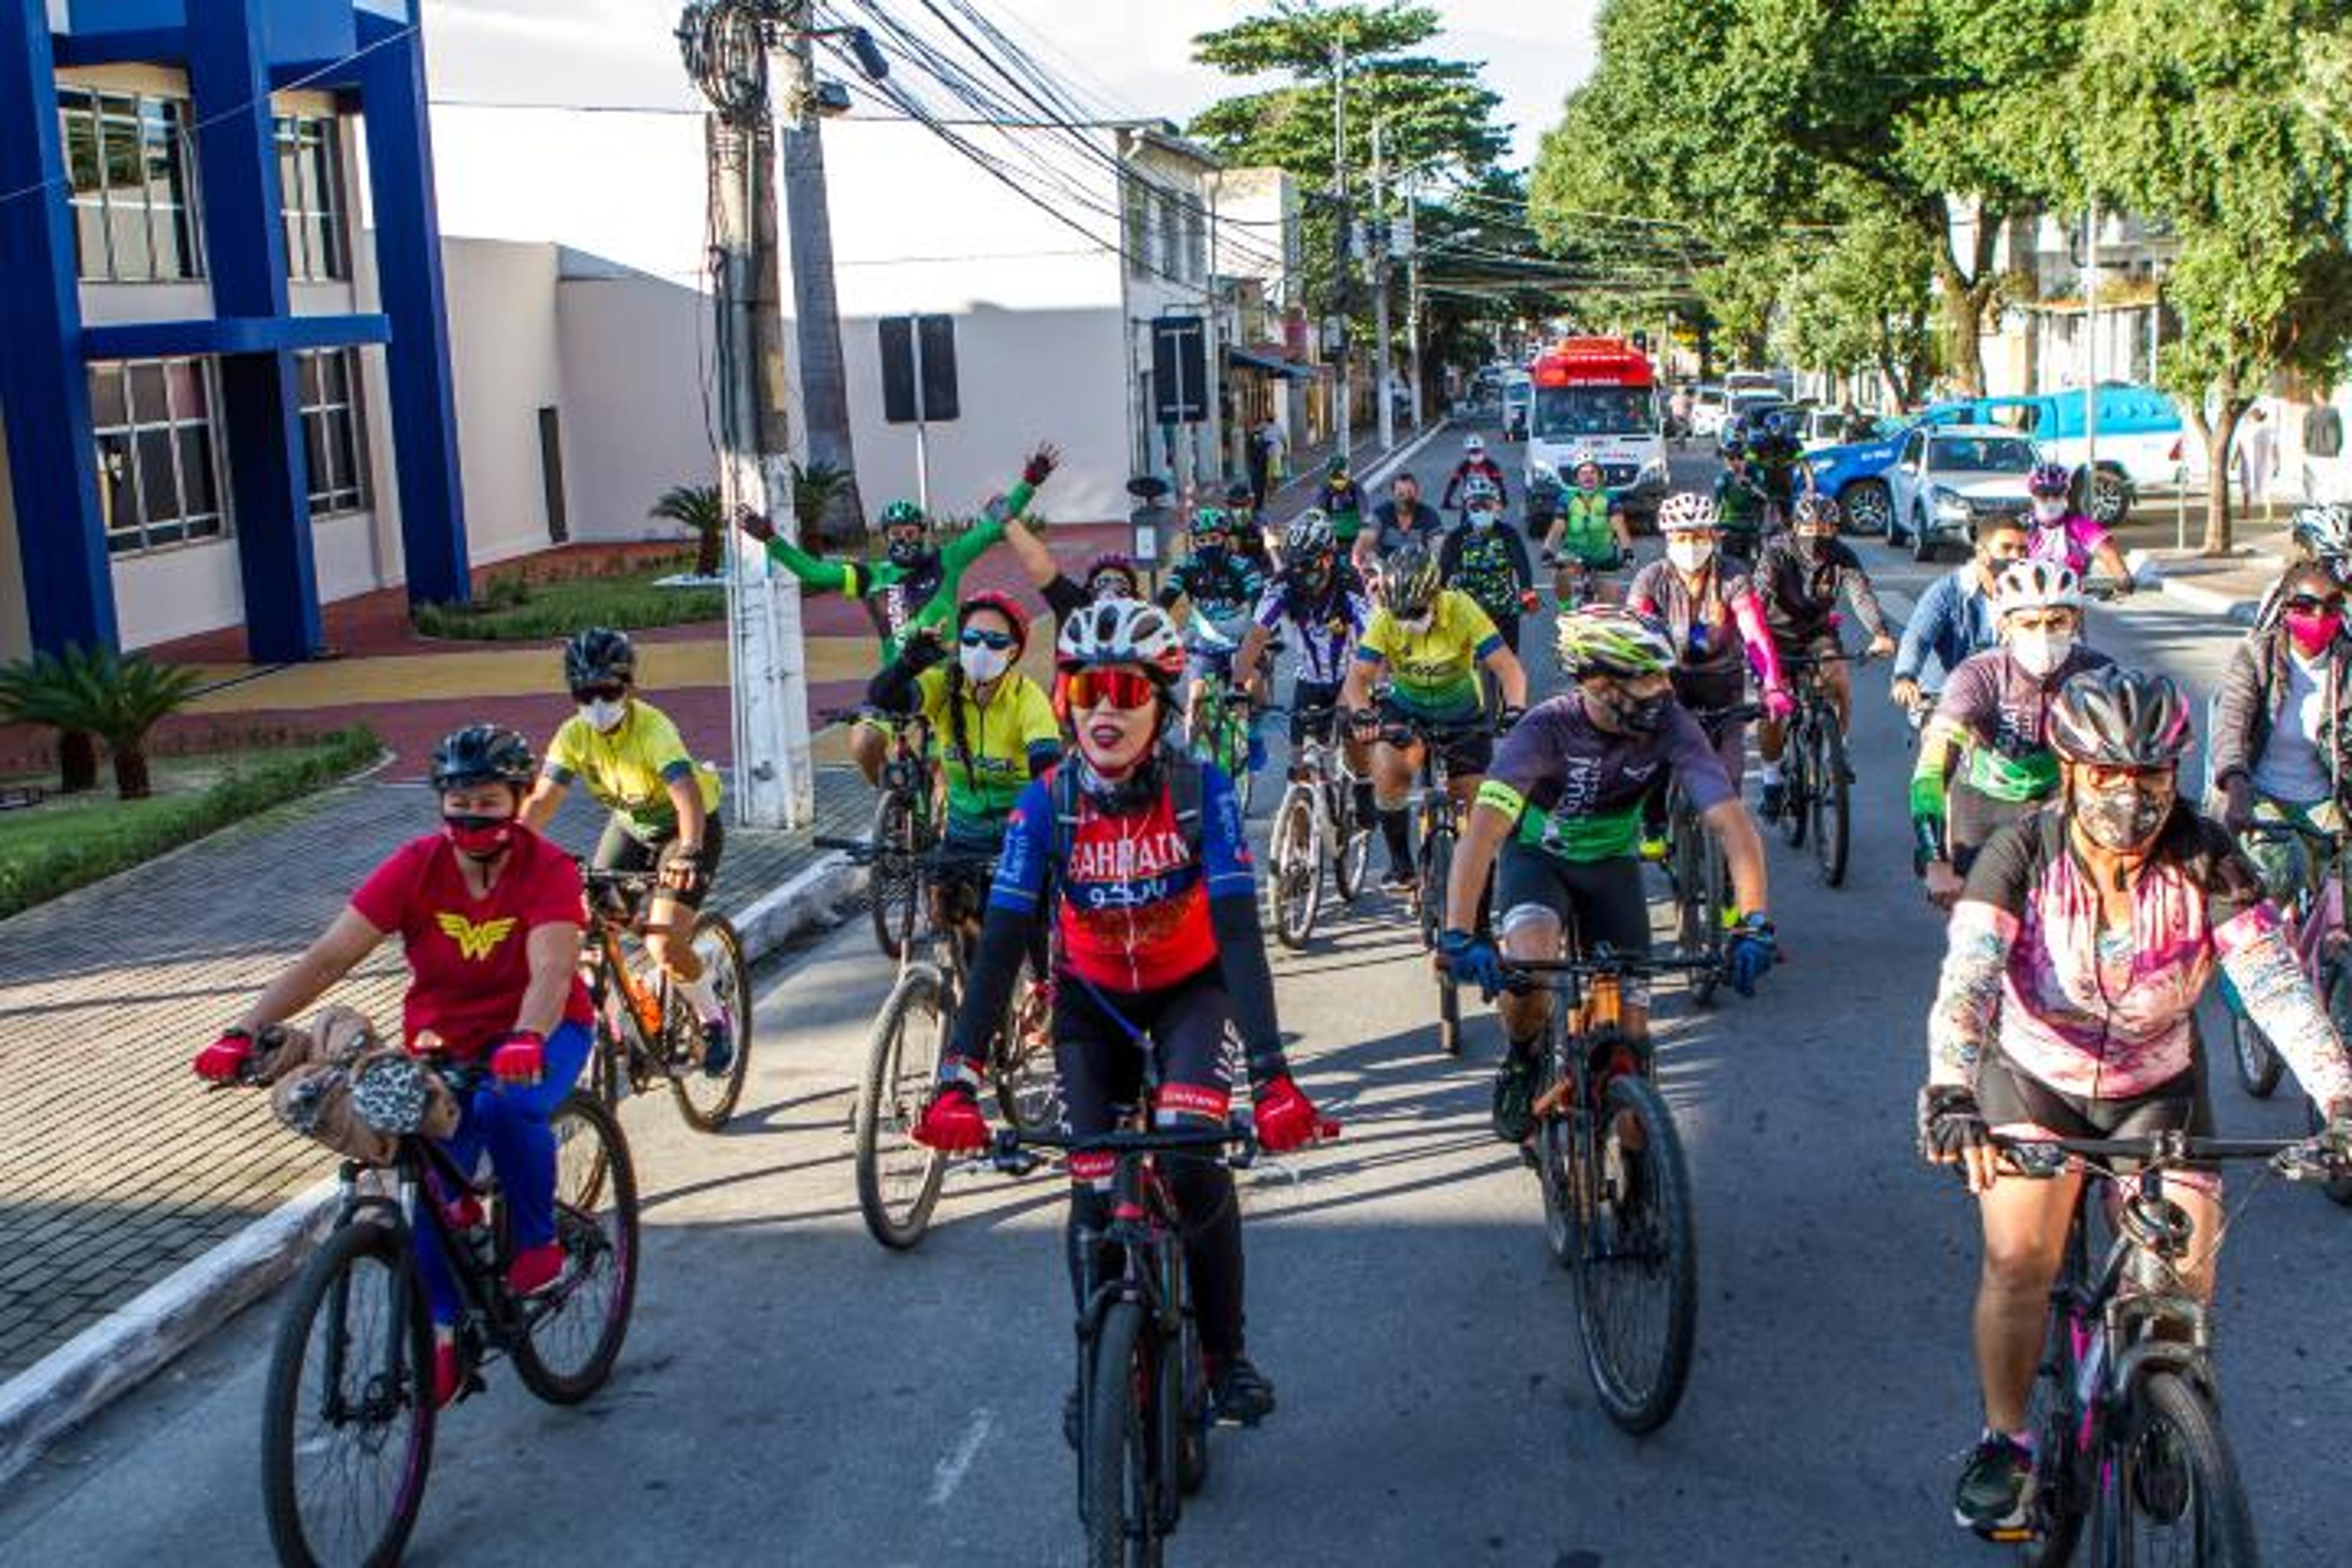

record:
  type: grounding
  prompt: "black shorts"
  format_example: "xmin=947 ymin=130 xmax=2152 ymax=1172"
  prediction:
xmin=1978 ymin=1048 xmax=2217 ymax=1188
xmin=594 ymin=812 xmax=725 ymax=910
xmin=1290 ymin=679 xmax=1343 ymax=747
xmin=1054 ymin=967 xmax=1234 ymax=1133
xmin=1773 ymin=628 xmax=1842 ymax=668
xmin=1947 ymin=784 xmax=2038 ymax=875
xmin=1494 ymin=843 xmax=1652 ymax=959
xmin=1378 ymin=698 xmax=1493 ymax=778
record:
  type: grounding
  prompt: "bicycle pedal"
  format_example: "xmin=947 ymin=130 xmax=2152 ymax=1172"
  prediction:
xmin=1982 ymin=1527 xmax=2036 ymax=1545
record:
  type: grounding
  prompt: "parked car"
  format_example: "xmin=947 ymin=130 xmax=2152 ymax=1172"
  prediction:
xmin=1883 ymin=424 xmax=2040 ymax=561
xmin=1800 ymin=407 xmax=1860 ymax=450
xmin=1689 ymin=384 xmax=1729 ymax=437
xmin=1721 ymin=394 xmax=1791 ymax=453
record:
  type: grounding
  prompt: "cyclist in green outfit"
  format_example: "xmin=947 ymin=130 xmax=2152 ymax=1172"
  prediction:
xmin=1317 ymin=451 xmax=1368 ymax=557
xmin=1539 ymin=454 xmax=1634 ymax=606
xmin=1713 ymin=434 xmax=1770 ymax=564
xmin=737 ymin=444 xmax=1058 ymax=784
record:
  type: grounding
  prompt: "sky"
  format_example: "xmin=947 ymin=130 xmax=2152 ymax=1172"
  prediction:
xmin=420 ymin=1 xmax=1596 ymax=170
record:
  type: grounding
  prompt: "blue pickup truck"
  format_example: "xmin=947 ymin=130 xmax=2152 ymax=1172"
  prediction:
xmin=1807 ymin=382 xmax=2188 ymax=532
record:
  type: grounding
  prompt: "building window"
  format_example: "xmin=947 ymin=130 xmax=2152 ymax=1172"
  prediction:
xmin=297 ymin=349 xmax=369 ymax=515
xmin=276 ymin=116 xmax=347 ymax=282
xmin=58 ymin=89 xmax=200 ymax=282
xmin=1123 ymin=178 xmax=1150 ymax=281
xmin=89 ymin=358 xmax=229 ymax=554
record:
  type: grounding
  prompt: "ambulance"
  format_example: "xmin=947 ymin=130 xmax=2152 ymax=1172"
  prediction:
xmin=1524 ymin=337 xmax=1670 ymax=527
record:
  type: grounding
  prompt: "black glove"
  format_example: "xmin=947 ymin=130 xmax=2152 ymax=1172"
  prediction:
xmin=1917 ymin=1084 xmax=1989 ymax=1164
xmin=2220 ymin=775 xmax=2253 ymax=836
xmin=1498 ymin=704 xmax=1526 ymax=731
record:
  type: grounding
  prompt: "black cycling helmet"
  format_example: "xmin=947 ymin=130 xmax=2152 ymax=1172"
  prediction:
xmin=1386 ymin=541 xmax=1444 ymax=619
xmin=1224 ymin=479 xmax=1254 ymax=508
xmin=562 ymin=626 xmax=636 ymax=692
xmin=429 ymin=724 xmax=537 ymax=793
xmin=2046 ymin=667 xmax=2194 ymax=769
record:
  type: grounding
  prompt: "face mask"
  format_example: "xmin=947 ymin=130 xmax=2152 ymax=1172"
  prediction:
xmin=442 ymin=813 xmax=514 ymax=862
xmin=1666 ymin=538 xmax=1714 ymax=573
xmin=580 ymin=698 xmax=627 ymax=733
xmin=2008 ymin=627 xmax=2074 ymax=678
xmin=1290 ymin=564 xmax=1331 ymax=595
xmin=959 ymin=643 xmax=1010 ymax=683
xmin=2074 ymin=778 xmax=2171 ymax=853
xmin=1195 ymin=543 xmax=1227 ymax=565
xmin=2032 ymin=499 xmax=2068 ymax=524
xmin=2287 ymin=609 xmax=2344 ymax=658
xmin=1795 ymin=532 xmax=1831 ymax=561
xmin=1469 ymin=508 xmax=1498 ymax=531
xmin=1395 ymin=611 xmax=1433 ymax=635
xmin=1597 ymin=686 xmax=1670 ymax=733
xmin=887 ymin=537 xmax=933 ymax=569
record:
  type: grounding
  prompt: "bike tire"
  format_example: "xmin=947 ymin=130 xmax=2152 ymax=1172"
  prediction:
xmin=1778 ymin=723 xmax=1807 ymax=849
xmin=2228 ymin=1008 xmax=2284 ymax=1100
xmin=262 ymin=1219 xmax=435 ymax=1568
xmin=1084 ymin=1299 xmax=1157 ymax=1568
xmin=1692 ymin=831 xmax=1728 ymax=1008
xmin=1270 ymin=785 xmax=1323 ymax=950
xmin=869 ymin=789 xmax=924 ymax=963
xmin=1425 ymin=829 xmax=1462 ymax=1057
xmin=2101 ymin=1370 xmax=2260 ymax=1567
xmin=1333 ymin=792 xmax=1372 ymax=903
xmin=1814 ymin=715 xmax=1851 ymax=889
xmin=854 ymin=963 xmax=950 ymax=1248
xmin=1572 ymin=1073 xmax=1698 ymax=1435
xmin=669 ymin=914 xmax=752 ymax=1131
xmin=573 ymin=1023 xmax=622 ymax=1210
xmin=2021 ymin=1221 xmax=2091 ymax=1568
xmin=993 ymin=957 xmax=1062 ymax=1135
xmin=1536 ymin=1024 xmax=1581 ymax=1268
xmin=1172 ymin=1276 xmax=1210 ymax=1498
xmin=513 ymin=1093 xmax=640 ymax=1403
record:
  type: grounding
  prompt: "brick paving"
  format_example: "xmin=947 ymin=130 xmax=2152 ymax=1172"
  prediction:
xmin=0 ymin=767 xmax=869 ymax=1378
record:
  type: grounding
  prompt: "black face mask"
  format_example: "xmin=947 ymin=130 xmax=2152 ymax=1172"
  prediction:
xmin=1596 ymin=686 xmax=1670 ymax=734
xmin=2074 ymin=780 xmax=2171 ymax=853
xmin=887 ymin=537 xmax=934 ymax=570
xmin=1289 ymin=561 xmax=1332 ymax=595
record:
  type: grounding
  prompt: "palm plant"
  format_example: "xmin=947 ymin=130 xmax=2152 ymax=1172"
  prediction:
xmin=0 ymin=651 xmax=99 ymax=793
xmin=649 ymin=483 xmax=728 ymax=577
xmin=19 ymin=645 xmax=203 ymax=799
xmin=788 ymin=459 xmax=855 ymax=545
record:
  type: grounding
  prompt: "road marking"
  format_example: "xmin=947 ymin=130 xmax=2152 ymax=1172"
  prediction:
xmin=928 ymin=1408 xmax=995 ymax=1507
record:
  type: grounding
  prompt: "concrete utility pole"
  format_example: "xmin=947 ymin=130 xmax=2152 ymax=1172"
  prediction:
xmin=1329 ymin=37 xmax=1351 ymax=460
xmin=1371 ymin=118 xmax=1394 ymax=452
xmin=1406 ymin=193 xmax=1424 ymax=429
xmin=780 ymin=13 xmax=864 ymax=543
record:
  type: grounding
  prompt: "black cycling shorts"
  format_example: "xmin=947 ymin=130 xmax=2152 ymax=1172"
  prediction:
xmin=1378 ymin=698 xmax=1493 ymax=778
xmin=594 ymin=813 xmax=725 ymax=910
xmin=1290 ymin=679 xmax=1343 ymax=747
xmin=1054 ymin=966 xmax=1235 ymax=1134
xmin=1978 ymin=1047 xmax=2217 ymax=1190
xmin=1494 ymin=842 xmax=1652 ymax=959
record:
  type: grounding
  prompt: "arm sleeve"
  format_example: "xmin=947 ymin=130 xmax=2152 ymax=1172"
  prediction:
xmin=762 ymin=534 xmax=855 ymax=594
xmin=1508 ymin=530 xmax=1534 ymax=591
xmin=1199 ymin=765 xmax=1285 ymax=1076
xmin=2217 ymin=899 xmax=2352 ymax=1107
xmin=1042 ymin=574 xmax=1090 ymax=622
xmin=1894 ymin=575 xmax=1950 ymax=682
xmin=2207 ymin=641 xmax=2263 ymax=786
xmin=1730 ymin=587 xmax=1787 ymax=690
xmin=1925 ymin=831 xmax=2030 ymax=1087
xmin=1839 ymin=554 xmax=1893 ymax=640
xmin=943 ymin=507 xmax=1010 ymax=574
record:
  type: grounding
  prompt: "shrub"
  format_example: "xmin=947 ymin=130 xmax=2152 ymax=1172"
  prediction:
xmin=7 ymin=644 xmax=202 ymax=799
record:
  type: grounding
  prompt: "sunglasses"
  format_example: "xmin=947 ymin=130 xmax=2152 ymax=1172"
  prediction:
xmin=960 ymin=628 xmax=1016 ymax=651
xmin=572 ymin=684 xmax=628 ymax=704
xmin=2286 ymin=595 xmax=2346 ymax=616
xmin=1061 ymin=668 xmax=1159 ymax=711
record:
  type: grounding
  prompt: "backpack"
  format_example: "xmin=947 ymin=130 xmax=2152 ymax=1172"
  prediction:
xmin=1048 ymin=745 xmax=1208 ymax=898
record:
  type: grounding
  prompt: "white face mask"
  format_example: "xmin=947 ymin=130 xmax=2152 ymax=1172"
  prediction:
xmin=581 ymin=698 xmax=628 ymax=733
xmin=2008 ymin=627 xmax=2074 ymax=677
xmin=959 ymin=644 xmax=1011 ymax=684
xmin=1468 ymin=508 xmax=1498 ymax=531
xmin=1395 ymin=611 xmax=1434 ymax=635
xmin=2032 ymin=499 xmax=2068 ymax=524
xmin=1666 ymin=538 xmax=1714 ymax=573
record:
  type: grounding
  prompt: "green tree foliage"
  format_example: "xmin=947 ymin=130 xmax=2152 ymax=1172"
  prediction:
xmin=1771 ymin=207 xmax=1943 ymax=407
xmin=649 ymin=483 xmax=726 ymax=577
xmin=7 ymin=646 xmax=202 ymax=800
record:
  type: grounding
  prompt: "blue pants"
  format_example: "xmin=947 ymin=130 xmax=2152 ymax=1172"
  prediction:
xmin=414 ymin=1021 xmax=592 ymax=1324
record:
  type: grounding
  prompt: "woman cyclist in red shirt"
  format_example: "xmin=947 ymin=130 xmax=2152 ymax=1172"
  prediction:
xmin=195 ymin=725 xmax=597 ymax=1406
xmin=910 ymin=598 xmax=1336 ymax=1428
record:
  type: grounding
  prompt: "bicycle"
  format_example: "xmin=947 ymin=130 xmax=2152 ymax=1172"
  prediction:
xmin=1375 ymin=709 xmax=1495 ymax=1058
xmin=816 ymin=837 xmax=1060 ymax=1249
xmin=982 ymin=1117 xmax=1261 ymax=1568
xmin=1264 ymin=704 xmax=1373 ymax=949
xmin=576 ymin=867 xmax=752 ymax=1166
xmin=1500 ymin=950 xmax=1715 ymax=1434
xmin=1185 ymin=622 xmax=1258 ymax=815
xmin=2218 ymin=821 xmax=2342 ymax=1103
xmin=1664 ymin=702 xmax=1760 ymax=1007
xmin=254 ymin=1057 xmax=638 ymax=1568
xmin=1988 ymin=1127 xmax=2350 ymax=1566
xmin=829 ymin=706 xmax=937 ymax=963
xmin=1769 ymin=652 xmax=1866 ymax=889
xmin=1544 ymin=549 xmax=1625 ymax=612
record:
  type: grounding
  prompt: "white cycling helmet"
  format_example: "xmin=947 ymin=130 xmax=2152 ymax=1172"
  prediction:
xmin=1994 ymin=559 xmax=2083 ymax=617
xmin=1464 ymin=434 xmax=1487 ymax=456
xmin=1056 ymin=596 xmax=1186 ymax=684
xmin=2293 ymin=502 xmax=2352 ymax=562
xmin=1656 ymin=491 xmax=1721 ymax=533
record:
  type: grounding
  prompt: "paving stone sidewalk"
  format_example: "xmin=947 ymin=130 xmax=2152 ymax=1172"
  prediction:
xmin=0 ymin=767 xmax=867 ymax=1378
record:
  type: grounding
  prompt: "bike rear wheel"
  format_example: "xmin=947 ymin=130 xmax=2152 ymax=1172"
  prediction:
xmin=669 ymin=913 xmax=752 ymax=1131
xmin=514 ymin=1093 xmax=640 ymax=1403
xmin=994 ymin=958 xmax=1063 ymax=1135
xmin=855 ymin=963 xmax=950 ymax=1248
xmin=1572 ymin=1073 xmax=1698 ymax=1434
xmin=869 ymin=789 xmax=925 ymax=963
xmin=1333 ymin=787 xmax=1373 ymax=902
xmin=1422 ymin=827 xmax=1461 ymax=1056
xmin=2020 ymin=1221 xmax=2092 ymax=1565
xmin=1270 ymin=784 xmax=1324 ymax=949
xmin=1084 ymin=1299 xmax=1161 ymax=1568
xmin=262 ymin=1219 xmax=436 ymax=1568
xmin=2098 ymin=1370 xmax=2259 ymax=1567
xmin=1778 ymin=721 xmax=1808 ymax=848
xmin=1812 ymin=714 xmax=1851 ymax=888
xmin=1676 ymin=811 xmax=1728 ymax=1008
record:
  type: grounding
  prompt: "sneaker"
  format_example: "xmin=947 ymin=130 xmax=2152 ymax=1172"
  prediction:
xmin=1759 ymin=780 xmax=1786 ymax=819
xmin=1379 ymin=862 xmax=1417 ymax=894
xmin=432 ymin=1340 xmax=464 ymax=1410
xmin=507 ymin=1240 xmax=566 ymax=1298
xmin=1491 ymin=1052 xmax=1538 ymax=1144
xmin=1953 ymin=1432 xmax=2034 ymax=1534
xmin=1210 ymin=1354 xmax=1276 ymax=1426
xmin=1638 ymin=834 xmax=1669 ymax=864
xmin=700 ymin=1012 xmax=736 ymax=1079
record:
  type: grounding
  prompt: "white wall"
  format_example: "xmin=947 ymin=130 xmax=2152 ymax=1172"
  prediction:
xmin=554 ymin=263 xmax=712 ymax=543
xmin=440 ymin=236 xmax=564 ymax=567
xmin=113 ymin=537 xmax=242 ymax=652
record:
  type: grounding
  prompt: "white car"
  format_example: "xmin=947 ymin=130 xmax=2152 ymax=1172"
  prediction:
xmin=1689 ymin=385 xmax=1729 ymax=437
xmin=1883 ymin=424 xmax=2040 ymax=562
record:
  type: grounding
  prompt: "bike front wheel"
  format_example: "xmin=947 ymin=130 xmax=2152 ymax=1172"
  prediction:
xmin=669 ymin=913 xmax=752 ymax=1131
xmin=869 ymin=789 xmax=925 ymax=962
xmin=514 ymin=1093 xmax=641 ymax=1403
xmin=1778 ymin=723 xmax=1808 ymax=848
xmin=2098 ymin=1370 xmax=2259 ymax=1567
xmin=1572 ymin=1073 xmax=1698 ymax=1434
xmin=1084 ymin=1299 xmax=1161 ymax=1568
xmin=1421 ymin=827 xmax=1462 ymax=1056
xmin=1812 ymin=714 xmax=1851 ymax=888
xmin=1270 ymin=783 xmax=1324 ymax=949
xmin=855 ymin=963 xmax=950 ymax=1248
xmin=262 ymin=1220 xmax=436 ymax=1568
xmin=993 ymin=959 xmax=1062 ymax=1136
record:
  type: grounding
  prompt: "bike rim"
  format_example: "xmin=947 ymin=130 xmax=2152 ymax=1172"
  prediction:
xmin=1575 ymin=1085 xmax=1691 ymax=1424
xmin=286 ymin=1250 xmax=428 ymax=1564
xmin=532 ymin=1110 xmax=634 ymax=1382
xmin=875 ymin=995 xmax=948 ymax=1224
xmin=671 ymin=922 xmax=750 ymax=1121
xmin=998 ymin=973 xmax=1063 ymax=1133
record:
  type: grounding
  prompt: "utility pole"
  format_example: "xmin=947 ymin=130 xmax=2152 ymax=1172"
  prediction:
xmin=1329 ymin=37 xmax=1351 ymax=462
xmin=1406 ymin=191 xmax=1424 ymax=429
xmin=2083 ymin=196 xmax=2102 ymax=486
xmin=1371 ymin=118 xmax=1394 ymax=451
xmin=780 ymin=13 xmax=865 ymax=544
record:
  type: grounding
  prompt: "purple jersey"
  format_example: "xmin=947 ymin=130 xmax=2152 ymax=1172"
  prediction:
xmin=1478 ymin=691 xmax=1735 ymax=862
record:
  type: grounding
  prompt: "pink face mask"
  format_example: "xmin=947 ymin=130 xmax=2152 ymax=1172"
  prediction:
xmin=2286 ymin=608 xmax=2344 ymax=657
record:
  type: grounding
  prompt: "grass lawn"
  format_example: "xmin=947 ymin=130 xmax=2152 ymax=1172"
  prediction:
xmin=0 ymin=729 xmax=379 ymax=919
xmin=414 ymin=560 xmax=724 ymax=641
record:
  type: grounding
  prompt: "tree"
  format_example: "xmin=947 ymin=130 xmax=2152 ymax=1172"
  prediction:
xmin=0 ymin=652 xmax=98 ymax=794
xmin=16 ymin=646 xmax=201 ymax=800
xmin=2078 ymin=0 xmax=2352 ymax=552
xmin=1771 ymin=208 xmax=1943 ymax=408
xmin=649 ymin=484 xmax=726 ymax=576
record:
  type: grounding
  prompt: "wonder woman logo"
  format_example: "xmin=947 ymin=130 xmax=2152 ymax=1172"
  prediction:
xmin=435 ymin=913 xmax=518 ymax=961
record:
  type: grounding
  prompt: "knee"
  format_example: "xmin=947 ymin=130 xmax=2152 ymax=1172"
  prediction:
xmin=1978 ymin=1234 xmax=2062 ymax=1298
xmin=1498 ymin=909 xmax=1560 ymax=961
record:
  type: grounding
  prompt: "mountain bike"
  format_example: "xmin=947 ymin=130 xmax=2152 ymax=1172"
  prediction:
xmin=575 ymin=867 xmax=752 ymax=1178
xmin=1185 ymin=624 xmax=1257 ymax=815
xmin=1991 ymin=1128 xmax=2349 ymax=1566
xmin=845 ymin=709 xmax=937 ymax=963
xmin=816 ymin=838 xmax=1058 ymax=1249
xmin=1665 ymin=702 xmax=1758 ymax=1007
xmin=1378 ymin=709 xmax=1494 ymax=1058
xmin=1770 ymin=652 xmax=1865 ymax=888
xmin=1264 ymin=704 xmax=1372 ymax=949
xmin=255 ymin=1058 xmax=638 ymax=1568
xmin=2221 ymin=821 xmax=2344 ymax=1104
xmin=984 ymin=1117 xmax=1262 ymax=1568
xmin=1501 ymin=949 xmax=1714 ymax=1434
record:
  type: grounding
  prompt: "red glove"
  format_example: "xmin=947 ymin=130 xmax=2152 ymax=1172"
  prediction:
xmin=1518 ymin=588 xmax=1541 ymax=612
xmin=1022 ymin=442 xmax=1061 ymax=488
xmin=913 ymin=1084 xmax=991 ymax=1152
xmin=1253 ymin=1074 xmax=1337 ymax=1153
xmin=490 ymin=1030 xmax=546 ymax=1085
xmin=1764 ymin=685 xmax=1797 ymax=721
xmin=194 ymin=1027 xmax=254 ymax=1084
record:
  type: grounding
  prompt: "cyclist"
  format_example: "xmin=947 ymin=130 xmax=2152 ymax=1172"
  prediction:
xmin=1357 ymin=469 xmax=1446 ymax=582
xmin=1712 ymin=433 xmax=1770 ymax=564
xmin=2210 ymin=560 xmax=2352 ymax=904
xmin=1916 ymin=666 xmax=2352 ymax=1537
xmin=1627 ymin=492 xmax=1795 ymax=793
xmin=1317 ymin=451 xmax=1368 ymax=560
xmin=909 ymin=598 xmax=1336 ymax=1430
xmin=1340 ymin=542 xmax=1529 ymax=892
xmin=738 ymin=444 xmax=1059 ymax=785
xmin=520 ymin=628 xmax=731 ymax=1075
xmin=1438 ymin=608 xmax=1777 ymax=1144
xmin=1441 ymin=433 xmax=1509 ymax=512
xmin=1234 ymin=511 xmax=1376 ymax=826
xmin=2023 ymin=462 xmax=2133 ymax=591
xmin=1912 ymin=562 xmax=2112 ymax=906
xmin=1439 ymin=475 xmax=1539 ymax=654
xmin=1223 ymin=477 xmax=1276 ymax=579
xmin=1892 ymin=516 xmax=2029 ymax=717
xmin=1014 ymin=548 xmax=1145 ymax=630
xmin=1156 ymin=505 xmax=1267 ymax=773
xmin=2249 ymin=502 xmax=2352 ymax=630
xmin=1539 ymin=455 xmax=1634 ymax=607
xmin=1750 ymin=494 xmax=1898 ymax=818
xmin=196 ymin=725 xmax=597 ymax=1408
xmin=1747 ymin=411 xmax=1809 ymax=526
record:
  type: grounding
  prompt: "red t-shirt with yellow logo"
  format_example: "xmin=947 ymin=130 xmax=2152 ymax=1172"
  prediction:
xmin=350 ymin=829 xmax=595 ymax=1058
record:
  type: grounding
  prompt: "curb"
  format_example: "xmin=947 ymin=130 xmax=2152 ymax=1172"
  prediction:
xmin=2129 ymin=545 xmax=2270 ymax=626
xmin=0 ymin=843 xmax=867 ymax=1488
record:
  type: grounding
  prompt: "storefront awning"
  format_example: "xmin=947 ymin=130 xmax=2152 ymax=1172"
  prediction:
xmin=1228 ymin=347 xmax=1318 ymax=380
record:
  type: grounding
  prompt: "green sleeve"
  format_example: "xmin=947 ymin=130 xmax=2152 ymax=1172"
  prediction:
xmin=943 ymin=508 xmax=1010 ymax=574
xmin=763 ymin=534 xmax=859 ymax=595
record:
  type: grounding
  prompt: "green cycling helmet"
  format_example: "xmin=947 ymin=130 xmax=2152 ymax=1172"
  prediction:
xmin=1191 ymin=505 xmax=1232 ymax=540
xmin=1556 ymin=606 xmax=1677 ymax=679
xmin=878 ymin=500 xmax=927 ymax=530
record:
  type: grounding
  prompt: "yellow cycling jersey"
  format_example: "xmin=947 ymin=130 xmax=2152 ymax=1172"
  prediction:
xmin=1356 ymin=589 xmax=1500 ymax=718
xmin=918 ymin=665 xmax=1060 ymax=823
xmin=545 ymin=698 xmax=722 ymax=843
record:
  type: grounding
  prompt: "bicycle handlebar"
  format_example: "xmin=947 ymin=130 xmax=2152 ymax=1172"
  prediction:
xmin=1497 ymin=952 xmax=1723 ymax=986
xmin=981 ymin=1120 xmax=1261 ymax=1178
xmin=1990 ymin=1128 xmax=2347 ymax=1182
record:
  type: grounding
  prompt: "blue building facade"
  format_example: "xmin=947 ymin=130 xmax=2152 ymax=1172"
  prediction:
xmin=0 ymin=0 xmax=468 ymax=662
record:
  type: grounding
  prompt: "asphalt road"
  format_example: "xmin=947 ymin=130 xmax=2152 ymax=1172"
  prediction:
xmin=7 ymin=426 xmax=2351 ymax=1567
